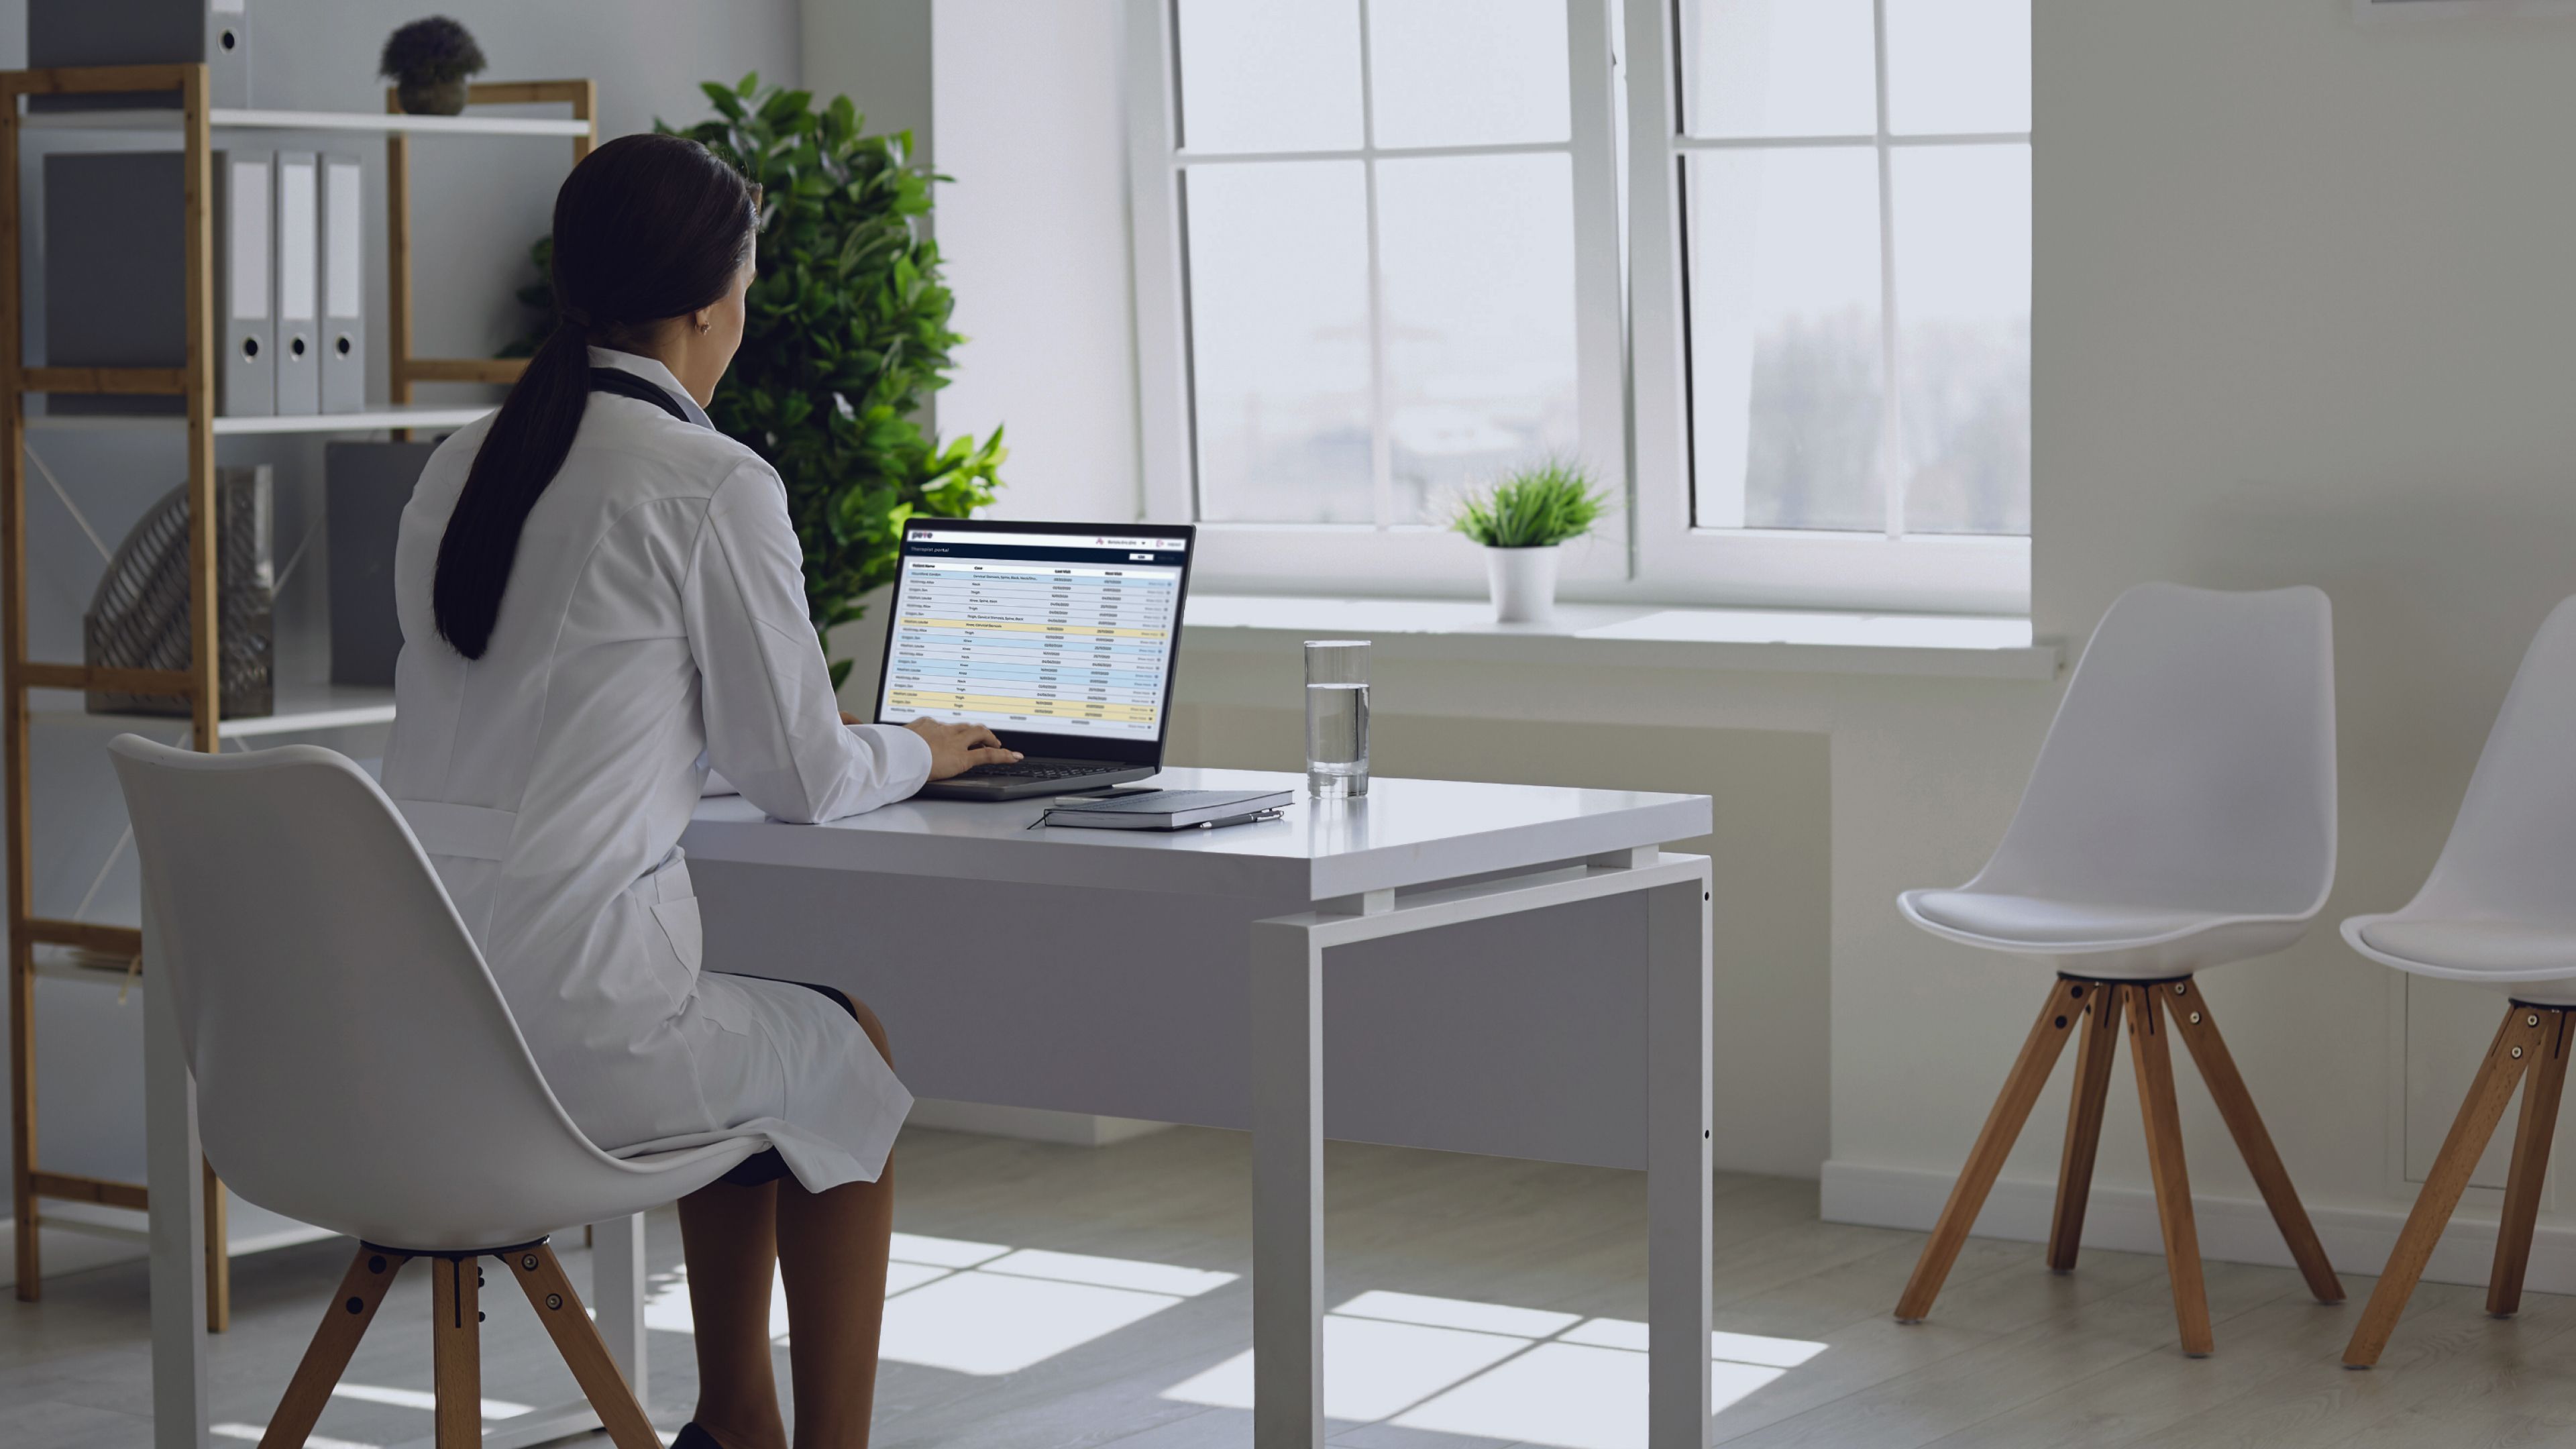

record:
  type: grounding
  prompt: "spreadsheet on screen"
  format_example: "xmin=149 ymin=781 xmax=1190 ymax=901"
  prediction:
xmin=877 ymin=529 xmax=1185 ymax=739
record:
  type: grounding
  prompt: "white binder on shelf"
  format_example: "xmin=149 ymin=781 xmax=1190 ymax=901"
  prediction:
xmin=272 ymin=152 xmax=320 ymax=417
xmin=318 ymin=154 xmax=366 ymax=413
xmin=216 ymin=150 xmax=275 ymax=417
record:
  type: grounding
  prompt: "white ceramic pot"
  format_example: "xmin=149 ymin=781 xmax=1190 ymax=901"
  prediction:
xmin=1484 ymin=545 xmax=1561 ymax=624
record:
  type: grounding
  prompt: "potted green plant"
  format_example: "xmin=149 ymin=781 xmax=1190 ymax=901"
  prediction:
xmin=379 ymin=17 xmax=486 ymax=116
xmin=1449 ymin=459 xmax=1609 ymax=624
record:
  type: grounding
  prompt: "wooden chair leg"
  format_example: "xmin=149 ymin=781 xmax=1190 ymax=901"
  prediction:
xmin=1895 ymin=979 xmax=2097 ymax=1323
xmin=2345 ymin=1004 xmax=2547 ymax=1367
xmin=2127 ymin=984 xmax=2214 ymax=1356
xmin=2048 ymin=982 xmax=2125 ymax=1273
xmin=256 ymin=1247 xmax=408 ymax=1449
xmin=2489 ymin=1007 xmax=2571 ymax=1318
xmin=2163 ymin=978 xmax=2345 ymax=1304
xmin=431 ymin=1256 xmax=482 ymax=1449
xmin=205 ymin=1157 xmax=230 ymax=1333
xmin=508 ymin=1242 xmax=661 ymax=1449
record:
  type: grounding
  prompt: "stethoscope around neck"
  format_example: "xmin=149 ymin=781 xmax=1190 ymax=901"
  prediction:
xmin=588 ymin=367 xmax=701 ymax=427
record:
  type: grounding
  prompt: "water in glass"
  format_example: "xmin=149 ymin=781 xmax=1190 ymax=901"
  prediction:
xmin=1306 ymin=680 xmax=1370 ymax=798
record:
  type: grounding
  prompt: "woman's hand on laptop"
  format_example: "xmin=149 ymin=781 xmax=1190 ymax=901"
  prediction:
xmin=902 ymin=717 xmax=1024 ymax=780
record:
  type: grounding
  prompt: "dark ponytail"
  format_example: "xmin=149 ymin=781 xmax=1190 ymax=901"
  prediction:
xmin=431 ymin=133 xmax=758 ymax=657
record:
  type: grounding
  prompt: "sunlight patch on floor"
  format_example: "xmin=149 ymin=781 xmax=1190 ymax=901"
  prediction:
xmin=640 ymin=1232 xmax=1240 ymax=1375
xmin=211 ymin=1379 xmax=543 ymax=1449
xmin=330 ymin=1383 xmax=533 ymax=1417
xmin=1162 ymin=1314 xmax=1534 ymax=1421
xmin=1160 ymin=1290 xmax=1827 ymax=1448
xmin=213 ymin=1430 xmax=378 ymax=1449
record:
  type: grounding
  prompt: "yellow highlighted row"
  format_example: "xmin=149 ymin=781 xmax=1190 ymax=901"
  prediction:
xmin=897 ymin=616 xmax=1169 ymax=640
xmin=888 ymin=690 xmax=1159 ymax=724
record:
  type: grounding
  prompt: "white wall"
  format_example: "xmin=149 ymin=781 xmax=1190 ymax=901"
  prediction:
xmin=803 ymin=0 xmax=932 ymax=158
xmin=930 ymin=0 xmax=1140 ymax=525
xmin=910 ymin=0 xmax=2576 ymax=1293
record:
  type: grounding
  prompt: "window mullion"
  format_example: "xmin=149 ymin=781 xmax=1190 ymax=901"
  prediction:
xmin=1872 ymin=0 xmax=1904 ymax=541
xmin=1566 ymin=0 xmax=1635 ymax=574
xmin=1126 ymin=0 xmax=1195 ymax=526
xmin=1356 ymin=0 xmax=1393 ymax=531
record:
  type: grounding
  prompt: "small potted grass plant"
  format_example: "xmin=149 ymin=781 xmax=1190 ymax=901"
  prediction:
xmin=1450 ymin=459 xmax=1608 ymax=623
xmin=380 ymin=17 xmax=487 ymax=116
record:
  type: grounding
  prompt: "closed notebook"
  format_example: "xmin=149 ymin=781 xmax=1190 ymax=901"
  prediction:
xmin=1038 ymin=789 xmax=1293 ymax=831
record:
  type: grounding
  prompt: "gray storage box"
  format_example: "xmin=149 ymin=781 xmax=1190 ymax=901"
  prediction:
xmin=46 ymin=149 xmax=274 ymax=417
xmin=326 ymin=441 xmax=440 ymax=687
xmin=30 ymin=0 xmax=250 ymax=111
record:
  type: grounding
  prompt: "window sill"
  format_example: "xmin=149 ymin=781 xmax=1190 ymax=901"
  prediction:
xmin=1180 ymin=596 xmax=2061 ymax=681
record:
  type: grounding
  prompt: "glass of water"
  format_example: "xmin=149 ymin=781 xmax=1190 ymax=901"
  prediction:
xmin=1304 ymin=639 xmax=1370 ymax=799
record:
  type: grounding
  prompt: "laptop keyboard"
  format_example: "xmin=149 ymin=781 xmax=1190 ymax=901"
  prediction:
xmin=954 ymin=761 xmax=1127 ymax=782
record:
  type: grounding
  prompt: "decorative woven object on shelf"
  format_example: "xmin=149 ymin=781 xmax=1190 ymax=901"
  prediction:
xmin=83 ymin=466 xmax=274 ymax=718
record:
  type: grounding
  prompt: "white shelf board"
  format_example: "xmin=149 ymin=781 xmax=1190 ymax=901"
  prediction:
xmin=34 ymin=680 xmax=396 ymax=738
xmin=22 ymin=106 xmax=590 ymax=138
xmin=33 ymin=949 xmax=137 ymax=989
xmin=40 ymin=1194 xmax=339 ymax=1258
xmin=28 ymin=402 xmax=490 ymax=435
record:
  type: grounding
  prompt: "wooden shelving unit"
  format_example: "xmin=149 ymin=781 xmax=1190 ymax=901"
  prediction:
xmin=0 ymin=64 xmax=594 ymax=1326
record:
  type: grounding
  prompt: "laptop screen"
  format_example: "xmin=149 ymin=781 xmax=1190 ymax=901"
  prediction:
xmin=873 ymin=521 xmax=1195 ymax=762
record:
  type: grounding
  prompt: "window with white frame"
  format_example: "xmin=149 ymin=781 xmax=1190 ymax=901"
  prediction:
xmin=1129 ymin=0 xmax=2033 ymax=613
xmin=1673 ymin=0 xmax=2030 ymax=540
xmin=1149 ymin=0 xmax=1621 ymax=527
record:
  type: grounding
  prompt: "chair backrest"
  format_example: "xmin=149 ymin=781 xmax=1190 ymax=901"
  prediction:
xmin=2404 ymin=596 xmax=2576 ymax=921
xmin=1968 ymin=583 xmax=2336 ymax=918
xmin=108 ymin=736 xmax=627 ymax=1242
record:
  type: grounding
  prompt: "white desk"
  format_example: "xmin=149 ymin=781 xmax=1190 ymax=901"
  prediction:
xmin=149 ymin=767 xmax=1714 ymax=1448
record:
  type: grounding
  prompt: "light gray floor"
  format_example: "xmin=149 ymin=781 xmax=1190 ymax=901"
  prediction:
xmin=4 ymin=1125 xmax=2573 ymax=1448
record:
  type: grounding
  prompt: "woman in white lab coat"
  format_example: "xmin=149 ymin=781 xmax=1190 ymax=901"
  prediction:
xmin=382 ymin=133 xmax=1018 ymax=1449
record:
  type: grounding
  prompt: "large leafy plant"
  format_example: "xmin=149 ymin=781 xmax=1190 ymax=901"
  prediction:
xmin=512 ymin=76 xmax=1004 ymax=686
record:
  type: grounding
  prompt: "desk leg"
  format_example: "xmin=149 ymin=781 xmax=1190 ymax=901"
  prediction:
xmin=1251 ymin=920 xmax=1324 ymax=1449
xmin=1648 ymin=869 xmax=1713 ymax=1448
xmin=145 ymin=902 xmax=211 ymax=1449
xmin=591 ymin=1214 xmax=649 ymax=1410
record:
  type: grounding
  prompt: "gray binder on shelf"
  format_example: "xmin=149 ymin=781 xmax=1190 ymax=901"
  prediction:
xmin=28 ymin=0 xmax=250 ymax=112
xmin=318 ymin=154 xmax=365 ymax=413
xmin=272 ymin=151 xmax=319 ymax=416
xmin=325 ymin=441 xmax=440 ymax=687
xmin=43 ymin=148 xmax=274 ymax=417
xmin=220 ymin=150 xmax=276 ymax=415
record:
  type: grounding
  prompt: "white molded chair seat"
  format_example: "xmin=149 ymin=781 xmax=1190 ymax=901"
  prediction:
xmin=109 ymin=735 xmax=762 ymax=1449
xmin=2336 ymin=595 xmax=2576 ymax=1010
xmin=1890 ymin=583 xmax=2344 ymax=1354
xmin=2343 ymin=916 xmax=2576 ymax=1002
xmin=109 ymin=735 xmax=758 ymax=1250
xmin=1901 ymin=890 xmax=2312 ymax=971
xmin=2337 ymin=596 xmax=2576 ymax=1368
xmin=1900 ymin=583 xmax=2337 ymax=979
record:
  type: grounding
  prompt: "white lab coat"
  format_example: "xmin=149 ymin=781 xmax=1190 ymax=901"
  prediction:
xmin=380 ymin=347 xmax=927 ymax=1191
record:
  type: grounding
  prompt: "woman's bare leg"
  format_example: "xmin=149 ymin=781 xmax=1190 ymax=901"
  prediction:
xmin=678 ymin=1177 xmax=788 ymax=1449
xmin=774 ymin=1000 xmax=898 ymax=1449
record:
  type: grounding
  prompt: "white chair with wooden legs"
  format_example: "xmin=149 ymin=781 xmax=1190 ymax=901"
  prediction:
xmin=108 ymin=737 xmax=761 ymax=1449
xmin=2339 ymin=595 xmax=2576 ymax=1368
xmin=1893 ymin=583 xmax=2345 ymax=1356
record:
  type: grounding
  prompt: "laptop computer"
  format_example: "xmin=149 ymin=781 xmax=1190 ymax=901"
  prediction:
xmin=873 ymin=518 xmax=1197 ymax=801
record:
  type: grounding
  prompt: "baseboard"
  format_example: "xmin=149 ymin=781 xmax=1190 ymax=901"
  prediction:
xmin=905 ymin=1099 xmax=1176 ymax=1146
xmin=1821 ymin=1159 xmax=2575 ymax=1295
